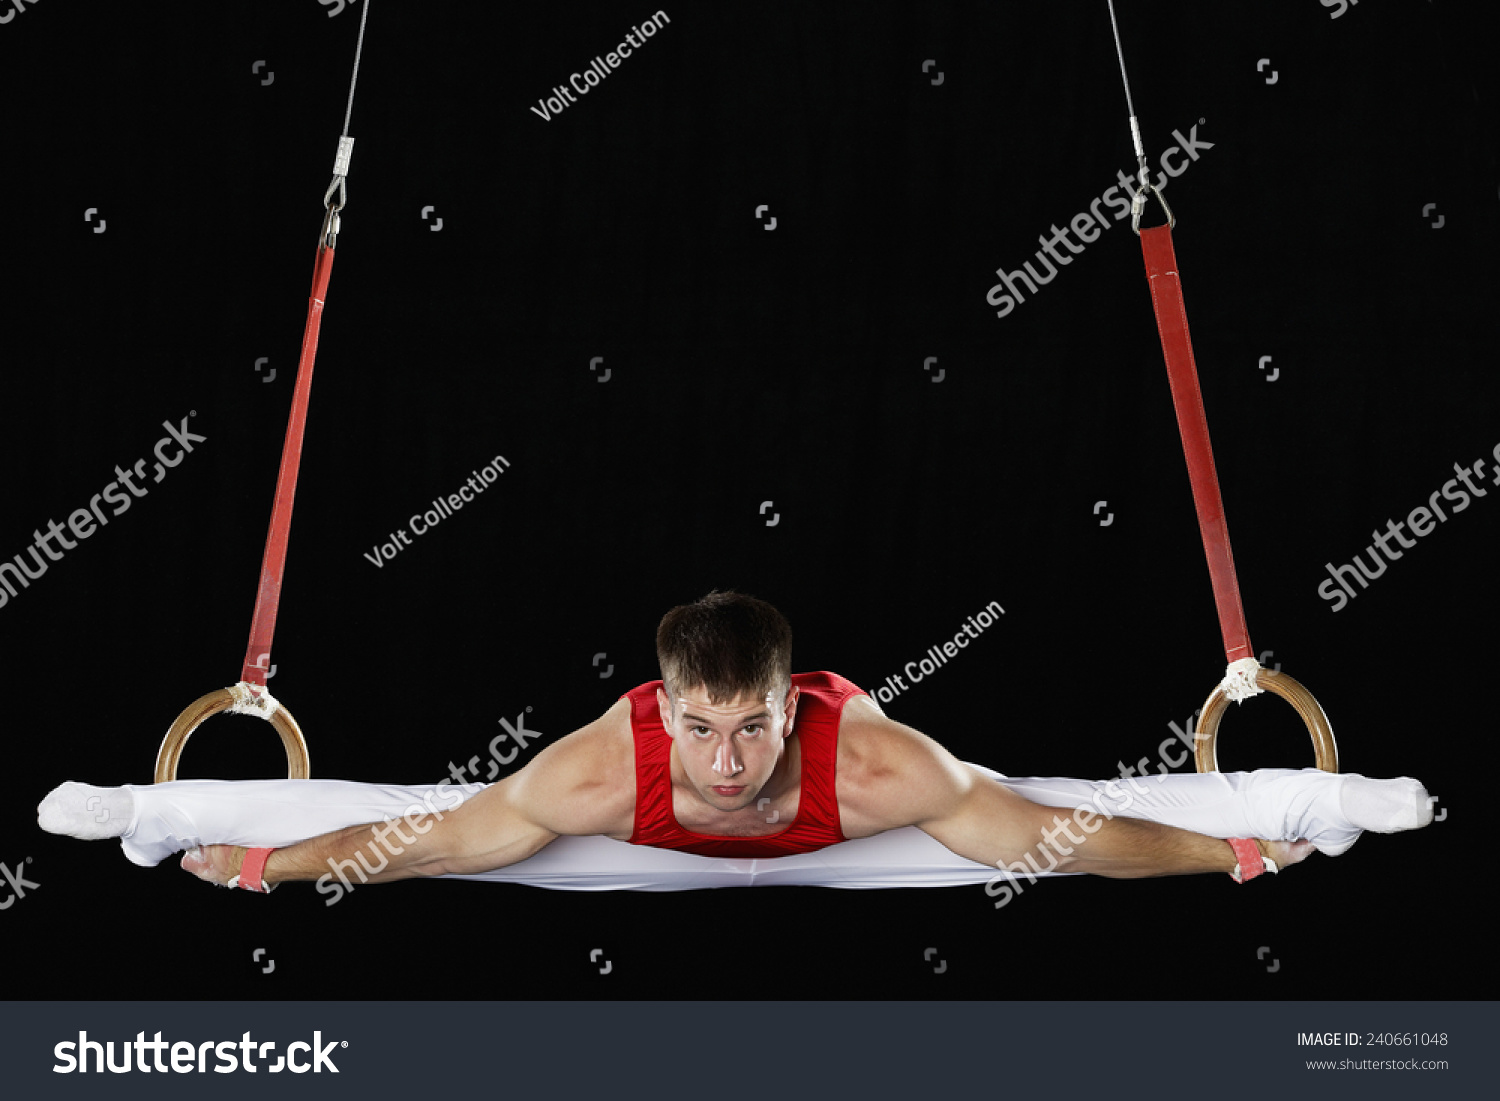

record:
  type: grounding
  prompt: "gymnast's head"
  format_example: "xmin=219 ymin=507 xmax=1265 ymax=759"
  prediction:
xmin=655 ymin=591 xmax=799 ymax=811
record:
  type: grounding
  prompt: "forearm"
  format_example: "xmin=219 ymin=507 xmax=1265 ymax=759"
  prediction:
xmin=262 ymin=819 xmax=444 ymax=886
xmin=192 ymin=819 xmax=448 ymax=890
xmin=1052 ymin=814 xmax=1237 ymax=878
xmin=923 ymin=788 xmax=1248 ymax=880
xmin=191 ymin=785 xmax=561 ymax=890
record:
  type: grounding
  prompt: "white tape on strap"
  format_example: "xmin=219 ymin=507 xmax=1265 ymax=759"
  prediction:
xmin=228 ymin=681 xmax=282 ymax=721
xmin=1220 ymin=657 xmax=1265 ymax=703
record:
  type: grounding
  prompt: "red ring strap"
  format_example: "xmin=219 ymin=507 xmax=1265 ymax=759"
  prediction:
xmin=240 ymin=245 xmax=337 ymax=687
xmin=1139 ymin=225 xmax=1252 ymax=665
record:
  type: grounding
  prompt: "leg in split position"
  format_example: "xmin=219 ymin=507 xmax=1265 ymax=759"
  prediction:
xmin=37 ymin=594 xmax=1433 ymax=893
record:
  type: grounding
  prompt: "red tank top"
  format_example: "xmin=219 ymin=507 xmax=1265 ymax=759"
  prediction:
xmin=625 ymin=671 xmax=867 ymax=857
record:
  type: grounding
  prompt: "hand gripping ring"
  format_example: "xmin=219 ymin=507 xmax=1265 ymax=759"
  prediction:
xmin=154 ymin=685 xmax=311 ymax=783
xmin=1194 ymin=667 xmax=1338 ymax=774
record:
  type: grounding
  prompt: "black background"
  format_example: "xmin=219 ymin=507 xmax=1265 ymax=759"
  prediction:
xmin=2 ymin=1 xmax=1494 ymax=1001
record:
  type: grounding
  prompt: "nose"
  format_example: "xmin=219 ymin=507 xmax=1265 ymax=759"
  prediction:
xmin=712 ymin=738 xmax=742 ymax=777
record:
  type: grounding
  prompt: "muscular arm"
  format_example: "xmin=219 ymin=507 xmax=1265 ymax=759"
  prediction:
xmin=185 ymin=701 xmax=637 ymax=890
xmin=837 ymin=701 xmax=1286 ymax=878
xmin=258 ymin=771 xmax=559 ymax=887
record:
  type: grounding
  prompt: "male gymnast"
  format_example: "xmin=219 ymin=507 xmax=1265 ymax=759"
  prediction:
xmin=39 ymin=592 xmax=1433 ymax=894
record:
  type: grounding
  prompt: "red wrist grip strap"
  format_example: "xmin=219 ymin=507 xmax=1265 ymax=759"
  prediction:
xmin=234 ymin=847 xmax=277 ymax=893
xmin=240 ymin=245 xmax=337 ymax=687
xmin=1140 ymin=225 xmax=1253 ymax=666
xmin=1226 ymin=837 xmax=1266 ymax=883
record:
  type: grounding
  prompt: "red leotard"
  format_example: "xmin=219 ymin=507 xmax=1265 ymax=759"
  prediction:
xmin=624 ymin=671 xmax=867 ymax=858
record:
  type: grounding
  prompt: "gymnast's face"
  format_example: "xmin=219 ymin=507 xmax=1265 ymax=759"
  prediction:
xmin=657 ymin=684 xmax=799 ymax=813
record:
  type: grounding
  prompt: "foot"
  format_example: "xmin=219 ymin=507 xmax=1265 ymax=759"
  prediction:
xmin=37 ymin=782 xmax=134 ymax=839
xmin=1308 ymin=776 xmax=1433 ymax=857
xmin=1340 ymin=776 xmax=1432 ymax=833
xmin=180 ymin=844 xmax=246 ymax=887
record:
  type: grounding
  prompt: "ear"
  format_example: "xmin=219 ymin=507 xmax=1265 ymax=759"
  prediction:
xmin=781 ymin=684 xmax=800 ymax=737
xmin=656 ymin=687 xmax=675 ymax=735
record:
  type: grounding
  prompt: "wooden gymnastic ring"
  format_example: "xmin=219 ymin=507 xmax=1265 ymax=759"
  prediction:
xmin=154 ymin=687 xmax=310 ymax=783
xmin=1194 ymin=667 xmax=1338 ymax=774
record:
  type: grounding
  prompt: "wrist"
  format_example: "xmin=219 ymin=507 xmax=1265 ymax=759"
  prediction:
xmin=227 ymin=846 xmax=278 ymax=893
xmin=1226 ymin=837 xmax=1278 ymax=882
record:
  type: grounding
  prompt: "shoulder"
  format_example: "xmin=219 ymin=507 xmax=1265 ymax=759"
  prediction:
xmin=834 ymin=696 xmax=978 ymax=836
xmin=508 ymin=697 xmax=637 ymax=838
xmin=835 ymin=695 xmax=955 ymax=784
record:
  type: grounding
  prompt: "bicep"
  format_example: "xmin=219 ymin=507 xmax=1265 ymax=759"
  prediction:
xmin=839 ymin=717 xmax=989 ymax=837
xmin=916 ymin=768 xmax=1063 ymax=868
xmin=424 ymin=777 xmax=560 ymax=876
xmin=504 ymin=737 xmax=634 ymax=839
xmin=841 ymin=715 xmax=1056 ymax=866
xmin=428 ymin=704 xmax=635 ymax=874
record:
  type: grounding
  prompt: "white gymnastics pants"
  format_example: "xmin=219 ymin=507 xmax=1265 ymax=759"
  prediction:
xmin=113 ymin=766 xmax=1368 ymax=891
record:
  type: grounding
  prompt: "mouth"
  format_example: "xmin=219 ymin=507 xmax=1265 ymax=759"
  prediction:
xmin=711 ymin=785 xmax=746 ymax=797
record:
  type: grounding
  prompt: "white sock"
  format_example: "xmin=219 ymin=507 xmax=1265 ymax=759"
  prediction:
xmin=37 ymin=782 xmax=135 ymax=840
xmin=979 ymin=766 xmax=1432 ymax=858
xmin=1339 ymin=775 xmax=1432 ymax=834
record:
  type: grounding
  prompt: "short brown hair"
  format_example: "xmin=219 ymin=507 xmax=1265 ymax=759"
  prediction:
xmin=656 ymin=591 xmax=793 ymax=705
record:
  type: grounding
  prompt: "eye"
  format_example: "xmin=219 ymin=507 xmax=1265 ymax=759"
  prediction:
xmin=690 ymin=726 xmax=713 ymax=739
xmin=740 ymin=725 xmax=763 ymax=737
